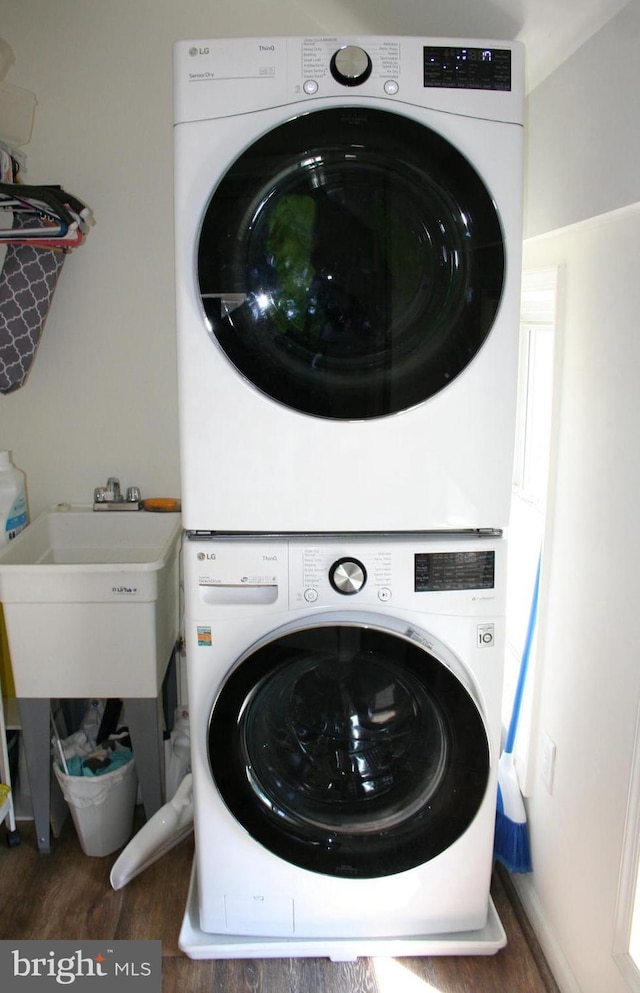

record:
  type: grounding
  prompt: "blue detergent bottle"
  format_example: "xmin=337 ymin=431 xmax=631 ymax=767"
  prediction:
xmin=0 ymin=450 xmax=29 ymax=549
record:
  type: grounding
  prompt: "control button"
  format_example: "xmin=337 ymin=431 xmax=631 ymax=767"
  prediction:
xmin=329 ymin=557 xmax=367 ymax=595
xmin=303 ymin=79 xmax=319 ymax=95
xmin=384 ymin=79 xmax=399 ymax=95
xmin=378 ymin=587 xmax=392 ymax=602
xmin=304 ymin=588 xmax=319 ymax=603
xmin=330 ymin=46 xmax=372 ymax=87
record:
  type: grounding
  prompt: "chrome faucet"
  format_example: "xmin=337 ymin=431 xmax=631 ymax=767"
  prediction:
xmin=94 ymin=477 xmax=142 ymax=511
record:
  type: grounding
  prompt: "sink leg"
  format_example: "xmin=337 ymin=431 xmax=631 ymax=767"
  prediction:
xmin=124 ymin=697 xmax=165 ymax=820
xmin=17 ymin=698 xmax=51 ymax=854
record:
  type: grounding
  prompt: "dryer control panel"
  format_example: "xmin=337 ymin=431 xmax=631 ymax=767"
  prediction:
xmin=173 ymin=36 xmax=524 ymax=126
xmin=423 ymin=46 xmax=511 ymax=91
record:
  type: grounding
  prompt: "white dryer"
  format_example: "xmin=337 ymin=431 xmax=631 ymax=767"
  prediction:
xmin=181 ymin=532 xmax=506 ymax=950
xmin=173 ymin=36 xmax=524 ymax=533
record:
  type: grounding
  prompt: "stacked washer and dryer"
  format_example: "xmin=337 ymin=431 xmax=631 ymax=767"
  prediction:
xmin=172 ymin=36 xmax=524 ymax=959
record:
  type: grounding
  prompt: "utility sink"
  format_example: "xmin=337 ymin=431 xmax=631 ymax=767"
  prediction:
xmin=0 ymin=504 xmax=182 ymax=698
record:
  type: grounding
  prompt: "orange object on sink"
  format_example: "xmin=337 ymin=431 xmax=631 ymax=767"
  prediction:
xmin=142 ymin=498 xmax=181 ymax=513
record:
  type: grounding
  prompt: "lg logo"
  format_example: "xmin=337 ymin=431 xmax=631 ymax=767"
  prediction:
xmin=189 ymin=46 xmax=210 ymax=56
xmin=197 ymin=552 xmax=216 ymax=561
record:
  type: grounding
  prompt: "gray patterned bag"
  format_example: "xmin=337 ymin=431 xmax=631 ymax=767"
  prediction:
xmin=0 ymin=211 xmax=66 ymax=393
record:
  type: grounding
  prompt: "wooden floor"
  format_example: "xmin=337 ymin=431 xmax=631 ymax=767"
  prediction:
xmin=0 ymin=812 xmax=559 ymax=993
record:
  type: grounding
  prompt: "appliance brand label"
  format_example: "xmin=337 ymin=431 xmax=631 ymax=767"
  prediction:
xmin=111 ymin=585 xmax=139 ymax=596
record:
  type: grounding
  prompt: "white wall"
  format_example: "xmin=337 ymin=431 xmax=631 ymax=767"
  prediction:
xmin=525 ymin=0 xmax=640 ymax=238
xmin=517 ymin=5 xmax=640 ymax=991
xmin=519 ymin=206 xmax=640 ymax=993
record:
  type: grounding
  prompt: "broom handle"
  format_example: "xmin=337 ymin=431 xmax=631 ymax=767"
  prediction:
xmin=505 ymin=551 xmax=542 ymax=755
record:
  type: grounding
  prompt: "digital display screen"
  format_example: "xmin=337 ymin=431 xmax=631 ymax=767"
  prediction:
xmin=415 ymin=551 xmax=495 ymax=592
xmin=423 ymin=47 xmax=511 ymax=91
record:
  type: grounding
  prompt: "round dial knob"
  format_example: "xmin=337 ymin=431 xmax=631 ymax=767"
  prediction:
xmin=329 ymin=557 xmax=367 ymax=595
xmin=330 ymin=45 xmax=372 ymax=87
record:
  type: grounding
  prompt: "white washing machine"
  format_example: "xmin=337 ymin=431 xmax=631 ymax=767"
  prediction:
xmin=180 ymin=531 xmax=506 ymax=954
xmin=173 ymin=36 xmax=524 ymax=533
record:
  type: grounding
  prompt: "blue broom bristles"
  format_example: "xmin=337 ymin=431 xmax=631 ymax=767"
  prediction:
xmin=494 ymin=752 xmax=533 ymax=872
xmin=494 ymin=807 xmax=532 ymax=874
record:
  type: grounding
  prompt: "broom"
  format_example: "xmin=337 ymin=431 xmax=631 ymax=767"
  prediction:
xmin=494 ymin=552 xmax=541 ymax=873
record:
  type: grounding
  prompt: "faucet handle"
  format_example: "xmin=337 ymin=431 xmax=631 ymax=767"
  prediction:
xmin=126 ymin=486 xmax=141 ymax=503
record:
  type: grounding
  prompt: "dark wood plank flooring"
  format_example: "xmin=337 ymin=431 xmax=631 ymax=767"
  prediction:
xmin=0 ymin=813 xmax=558 ymax=993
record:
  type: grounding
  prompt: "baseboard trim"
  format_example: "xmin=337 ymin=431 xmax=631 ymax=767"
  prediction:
xmin=506 ymin=869 xmax=583 ymax=993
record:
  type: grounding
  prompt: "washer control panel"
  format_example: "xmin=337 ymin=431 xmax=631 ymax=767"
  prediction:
xmin=300 ymin=544 xmax=392 ymax=605
xmin=415 ymin=549 xmax=495 ymax=592
xmin=289 ymin=536 xmax=502 ymax=613
xmin=185 ymin=534 xmax=505 ymax=616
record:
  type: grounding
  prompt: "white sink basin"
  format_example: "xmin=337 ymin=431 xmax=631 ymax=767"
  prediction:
xmin=0 ymin=504 xmax=182 ymax=697
xmin=0 ymin=503 xmax=180 ymax=567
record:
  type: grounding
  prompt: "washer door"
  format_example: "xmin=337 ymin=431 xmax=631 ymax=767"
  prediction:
xmin=197 ymin=107 xmax=504 ymax=420
xmin=208 ymin=617 xmax=490 ymax=878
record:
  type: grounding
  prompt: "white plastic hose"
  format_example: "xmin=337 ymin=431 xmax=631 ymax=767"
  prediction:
xmin=110 ymin=773 xmax=193 ymax=890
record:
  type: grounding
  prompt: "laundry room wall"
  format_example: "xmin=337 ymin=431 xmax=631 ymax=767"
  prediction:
xmin=518 ymin=4 xmax=640 ymax=992
xmin=524 ymin=0 xmax=640 ymax=238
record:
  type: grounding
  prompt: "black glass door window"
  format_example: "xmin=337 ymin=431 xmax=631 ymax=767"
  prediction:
xmin=208 ymin=623 xmax=490 ymax=878
xmin=198 ymin=107 xmax=504 ymax=419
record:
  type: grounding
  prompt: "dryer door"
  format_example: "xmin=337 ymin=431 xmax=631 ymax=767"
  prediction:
xmin=207 ymin=616 xmax=491 ymax=878
xmin=197 ymin=107 xmax=504 ymax=420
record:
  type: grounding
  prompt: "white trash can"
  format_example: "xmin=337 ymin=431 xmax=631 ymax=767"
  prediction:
xmin=53 ymin=756 xmax=138 ymax=857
